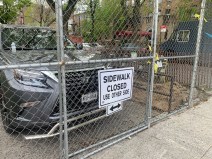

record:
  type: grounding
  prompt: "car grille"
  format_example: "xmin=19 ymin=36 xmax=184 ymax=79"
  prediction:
xmin=52 ymin=68 xmax=102 ymax=116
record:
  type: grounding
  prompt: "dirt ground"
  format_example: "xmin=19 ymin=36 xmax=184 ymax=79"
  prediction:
xmin=133 ymin=80 xmax=210 ymax=113
xmin=153 ymin=82 xmax=189 ymax=111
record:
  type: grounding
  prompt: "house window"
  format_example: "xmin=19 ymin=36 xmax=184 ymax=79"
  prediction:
xmin=176 ymin=30 xmax=190 ymax=42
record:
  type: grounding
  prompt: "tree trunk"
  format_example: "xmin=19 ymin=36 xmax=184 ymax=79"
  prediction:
xmin=46 ymin=0 xmax=79 ymax=34
xmin=63 ymin=22 xmax=69 ymax=35
xmin=132 ymin=0 xmax=146 ymax=43
xmin=46 ymin=18 xmax=56 ymax=27
xmin=90 ymin=0 xmax=97 ymax=42
xmin=120 ymin=0 xmax=128 ymax=17
xmin=40 ymin=4 xmax=44 ymax=26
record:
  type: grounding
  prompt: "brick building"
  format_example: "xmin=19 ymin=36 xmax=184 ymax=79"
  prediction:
xmin=142 ymin=0 xmax=201 ymax=43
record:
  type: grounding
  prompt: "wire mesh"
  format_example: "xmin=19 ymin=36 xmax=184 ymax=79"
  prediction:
xmin=0 ymin=0 xmax=63 ymax=158
xmin=196 ymin=0 xmax=212 ymax=89
xmin=65 ymin=61 xmax=149 ymax=154
xmin=0 ymin=0 xmax=210 ymax=159
xmin=152 ymin=0 xmax=207 ymax=119
xmin=0 ymin=67 xmax=62 ymax=158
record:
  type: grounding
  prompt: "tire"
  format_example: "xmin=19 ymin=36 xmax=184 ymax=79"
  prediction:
xmin=0 ymin=86 xmax=18 ymax=134
xmin=1 ymin=102 xmax=18 ymax=134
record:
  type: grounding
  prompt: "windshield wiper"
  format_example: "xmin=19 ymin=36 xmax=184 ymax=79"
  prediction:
xmin=34 ymin=48 xmax=57 ymax=50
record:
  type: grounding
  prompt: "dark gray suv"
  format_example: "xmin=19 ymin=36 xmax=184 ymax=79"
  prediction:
xmin=0 ymin=25 xmax=104 ymax=134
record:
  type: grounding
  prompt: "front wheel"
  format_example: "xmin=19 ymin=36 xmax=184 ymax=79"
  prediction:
xmin=1 ymin=107 xmax=18 ymax=134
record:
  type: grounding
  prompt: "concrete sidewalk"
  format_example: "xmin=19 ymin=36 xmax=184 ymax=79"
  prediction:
xmin=91 ymin=98 xmax=212 ymax=159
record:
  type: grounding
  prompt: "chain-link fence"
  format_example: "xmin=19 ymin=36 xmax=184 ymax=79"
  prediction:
xmin=0 ymin=0 xmax=211 ymax=159
xmin=151 ymin=0 xmax=211 ymax=121
xmin=196 ymin=1 xmax=212 ymax=89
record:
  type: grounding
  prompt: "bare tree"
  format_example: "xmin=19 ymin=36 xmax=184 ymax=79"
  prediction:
xmin=24 ymin=0 xmax=55 ymax=27
xmin=46 ymin=0 xmax=79 ymax=34
xmin=36 ymin=0 xmax=55 ymax=26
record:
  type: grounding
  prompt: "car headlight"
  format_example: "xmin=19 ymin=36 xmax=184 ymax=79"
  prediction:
xmin=14 ymin=69 xmax=49 ymax=88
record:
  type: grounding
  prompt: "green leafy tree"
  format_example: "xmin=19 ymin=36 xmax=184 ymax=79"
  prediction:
xmin=177 ymin=0 xmax=201 ymax=21
xmin=0 ymin=0 xmax=31 ymax=24
xmin=82 ymin=0 xmax=127 ymax=42
xmin=81 ymin=0 xmax=148 ymax=42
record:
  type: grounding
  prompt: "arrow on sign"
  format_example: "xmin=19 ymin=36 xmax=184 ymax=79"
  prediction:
xmin=106 ymin=102 xmax=123 ymax=116
xmin=110 ymin=103 xmax=121 ymax=111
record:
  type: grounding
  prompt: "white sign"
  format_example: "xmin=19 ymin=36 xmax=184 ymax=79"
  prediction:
xmin=98 ymin=67 xmax=134 ymax=107
xmin=106 ymin=102 xmax=123 ymax=116
xmin=157 ymin=61 xmax=163 ymax=68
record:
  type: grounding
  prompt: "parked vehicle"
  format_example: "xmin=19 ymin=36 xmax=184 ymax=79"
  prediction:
xmin=82 ymin=42 xmax=104 ymax=52
xmin=160 ymin=20 xmax=212 ymax=64
xmin=0 ymin=25 xmax=105 ymax=134
xmin=103 ymin=30 xmax=151 ymax=58
xmin=120 ymin=43 xmax=147 ymax=52
xmin=103 ymin=42 xmax=148 ymax=59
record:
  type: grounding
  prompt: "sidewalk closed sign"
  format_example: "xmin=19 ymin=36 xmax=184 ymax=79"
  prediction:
xmin=98 ymin=67 xmax=134 ymax=108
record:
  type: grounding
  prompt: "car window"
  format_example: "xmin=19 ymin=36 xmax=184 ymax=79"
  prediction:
xmin=2 ymin=28 xmax=57 ymax=50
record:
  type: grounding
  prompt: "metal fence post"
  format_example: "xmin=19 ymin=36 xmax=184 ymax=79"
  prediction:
xmin=55 ymin=1 xmax=64 ymax=158
xmin=145 ymin=0 xmax=156 ymax=126
xmin=147 ymin=0 xmax=159 ymax=128
xmin=189 ymin=0 xmax=207 ymax=107
xmin=55 ymin=0 xmax=69 ymax=158
xmin=55 ymin=2 xmax=64 ymax=158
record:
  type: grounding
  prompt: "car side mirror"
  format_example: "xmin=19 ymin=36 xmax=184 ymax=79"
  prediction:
xmin=76 ymin=44 xmax=83 ymax=50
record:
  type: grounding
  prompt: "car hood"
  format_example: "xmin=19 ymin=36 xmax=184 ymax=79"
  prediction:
xmin=0 ymin=50 xmax=106 ymax=82
xmin=1 ymin=50 xmax=102 ymax=64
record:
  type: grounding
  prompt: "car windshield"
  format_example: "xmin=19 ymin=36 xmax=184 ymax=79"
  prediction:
xmin=2 ymin=27 xmax=57 ymax=50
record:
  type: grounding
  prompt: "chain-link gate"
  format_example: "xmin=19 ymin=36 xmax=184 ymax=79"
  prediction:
xmin=58 ymin=0 xmax=157 ymax=158
xmin=0 ymin=0 xmax=210 ymax=159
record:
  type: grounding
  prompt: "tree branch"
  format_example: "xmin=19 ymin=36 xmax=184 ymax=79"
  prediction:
xmin=46 ymin=0 xmax=55 ymax=12
xmin=46 ymin=18 xmax=56 ymax=26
